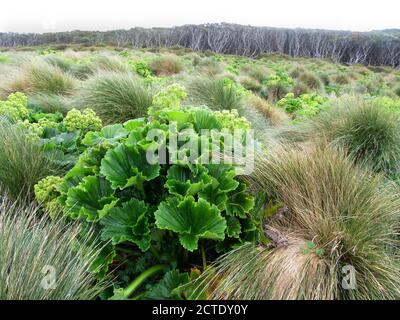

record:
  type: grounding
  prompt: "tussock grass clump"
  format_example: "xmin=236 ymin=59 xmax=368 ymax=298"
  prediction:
xmin=241 ymin=64 xmax=269 ymax=83
xmin=311 ymin=95 xmax=400 ymax=173
xmin=394 ymin=85 xmax=400 ymax=97
xmin=333 ymin=73 xmax=350 ymax=85
xmin=246 ymin=95 xmax=289 ymax=126
xmin=196 ymin=57 xmax=224 ymax=76
xmin=91 ymin=54 xmax=130 ymax=73
xmin=77 ymin=71 xmax=155 ymax=124
xmin=292 ymin=81 xmax=311 ymax=96
xmin=44 ymin=55 xmax=73 ymax=72
xmin=149 ymin=54 xmax=183 ymax=76
xmin=0 ymin=196 xmax=107 ymax=300
xmin=298 ymin=71 xmax=322 ymax=90
xmin=0 ymin=120 xmax=59 ymax=201
xmin=0 ymin=60 xmax=76 ymax=96
xmin=199 ymin=148 xmax=400 ymax=300
xmin=29 ymin=93 xmax=72 ymax=115
xmin=188 ymin=77 xmax=243 ymax=111
xmin=238 ymin=76 xmax=262 ymax=92
xmin=25 ymin=61 xmax=76 ymax=95
xmin=289 ymin=65 xmax=307 ymax=78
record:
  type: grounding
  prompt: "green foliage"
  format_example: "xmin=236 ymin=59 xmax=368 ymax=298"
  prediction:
xmin=226 ymin=57 xmax=248 ymax=76
xmin=371 ymin=96 xmax=400 ymax=113
xmin=128 ymin=60 xmax=153 ymax=78
xmin=265 ymin=71 xmax=294 ymax=91
xmin=300 ymin=241 xmax=324 ymax=256
xmin=0 ymin=55 xmax=8 ymax=64
xmin=145 ymin=269 xmax=190 ymax=300
xmin=38 ymin=48 xmax=57 ymax=55
xmin=213 ymin=109 xmax=251 ymax=130
xmin=155 ymin=197 xmax=226 ymax=251
xmin=34 ymin=175 xmax=63 ymax=203
xmin=277 ymin=92 xmax=327 ymax=119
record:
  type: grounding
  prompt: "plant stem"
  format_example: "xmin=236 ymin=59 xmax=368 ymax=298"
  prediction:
xmin=122 ymin=264 xmax=167 ymax=298
xmin=201 ymin=244 xmax=207 ymax=271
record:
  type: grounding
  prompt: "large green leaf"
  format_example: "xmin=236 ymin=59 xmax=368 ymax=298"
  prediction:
xmin=100 ymin=143 xmax=160 ymax=190
xmin=155 ymin=196 xmax=226 ymax=251
xmin=198 ymin=164 xmax=240 ymax=210
xmin=82 ymin=124 xmax=128 ymax=147
xmin=165 ymin=165 xmax=210 ymax=197
xmin=100 ymin=199 xmax=151 ymax=251
xmin=145 ymin=270 xmax=190 ymax=300
xmin=226 ymin=216 xmax=241 ymax=238
xmin=66 ymin=176 xmax=118 ymax=221
xmin=225 ymin=182 xmax=255 ymax=218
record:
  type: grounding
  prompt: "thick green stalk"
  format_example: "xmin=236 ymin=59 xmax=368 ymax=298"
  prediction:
xmin=121 ymin=265 xmax=167 ymax=298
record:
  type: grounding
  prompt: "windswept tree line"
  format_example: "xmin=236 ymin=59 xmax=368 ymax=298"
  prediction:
xmin=0 ymin=23 xmax=399 ymax=67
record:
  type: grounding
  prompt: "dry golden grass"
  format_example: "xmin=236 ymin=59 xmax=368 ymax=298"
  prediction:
xmin=246 ymin=95 xmax=289 ymax=126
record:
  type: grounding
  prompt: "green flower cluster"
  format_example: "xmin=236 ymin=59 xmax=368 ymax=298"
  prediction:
xmin=214 ymin=109 xmax=251 ymax=130
xmin=34 ymin=175 xmax=64 ymax=203
xmin=152 ymin=84 xmax=187 ymax=110
xmin=63 ymin=108 xmax=102 ymax=132
xmin=0 ymin=92 xmax=29 ymax=120
xmin=16 ymin=120 xmax=44 ymax=140
xmin=34 ymin=175 xmax=64 ymax=218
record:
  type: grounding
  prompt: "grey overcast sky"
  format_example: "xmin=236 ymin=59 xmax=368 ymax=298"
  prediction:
xmin=0 ymin=0 xmax=398 ymax=33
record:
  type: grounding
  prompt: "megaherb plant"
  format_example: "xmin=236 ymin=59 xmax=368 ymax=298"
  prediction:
xmin=35 ymin=84 xmax=261 ymax=298
xmin=277 ymin=92 xmax=327 ymax=120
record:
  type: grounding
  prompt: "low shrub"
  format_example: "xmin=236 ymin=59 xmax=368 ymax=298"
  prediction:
xmin=238 ymin=76 xmax=262 ymax=92
xmin=297 ymin=71 xmax=322 ymax=90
